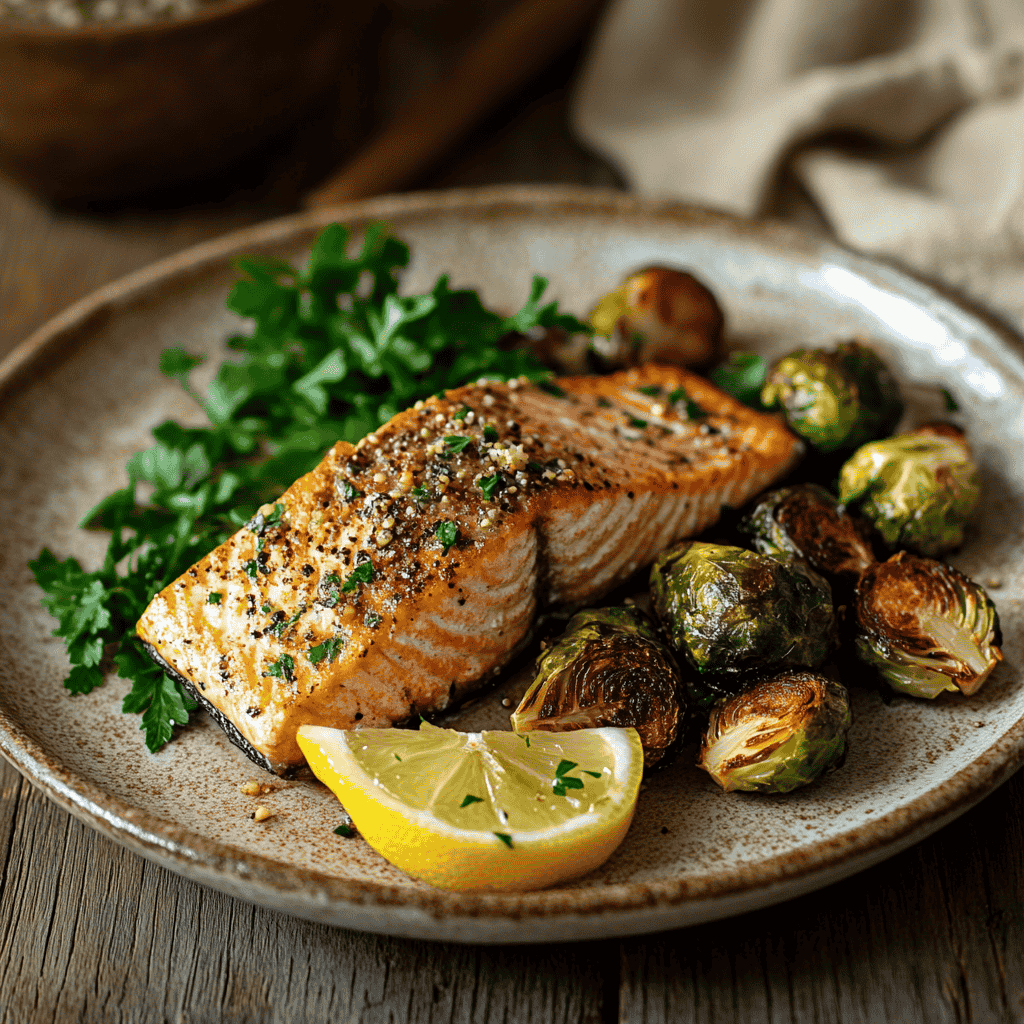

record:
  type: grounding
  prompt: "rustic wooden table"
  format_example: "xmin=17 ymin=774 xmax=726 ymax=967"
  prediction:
xmin=3 ymin=4 xmax=1024 ymax=1022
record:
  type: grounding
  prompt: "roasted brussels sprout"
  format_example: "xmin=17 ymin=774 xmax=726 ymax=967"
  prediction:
xmin=853 ymin=552 xmax=1002 ymax=698
xmin=838 ymin=426 xmax=980 ymax=556
xmin=699 ymin=671 xmax=852 ymax=793
xmin=511 ymin=606 xmax=683 ymax=766
xmin=649 ymin=542 xmax=837 ymax=675
xmin=588 ymin=266 xmax=724 ymax=369
xmin=761 ymin=341 xmax=903 ymax=453
xmin=740 ymin=483 xmax=876 ymax=588
xmin=834 ymin=341 xmax=904 ymax=448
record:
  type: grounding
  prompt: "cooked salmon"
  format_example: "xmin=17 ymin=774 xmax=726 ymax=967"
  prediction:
xmin=137 ymin=365 xmax=800 ymax=773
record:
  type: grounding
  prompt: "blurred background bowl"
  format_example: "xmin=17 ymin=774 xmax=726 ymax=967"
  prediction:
xmin=0 ymin=0 xmax=375 ymax=204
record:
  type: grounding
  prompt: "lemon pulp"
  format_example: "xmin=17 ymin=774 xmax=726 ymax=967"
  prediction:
xmin=297 ymin=721 xmax=643 ymax=892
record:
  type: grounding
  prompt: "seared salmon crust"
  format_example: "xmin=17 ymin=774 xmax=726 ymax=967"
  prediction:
xmin=137 ymin=365 xmax=800 ymax=773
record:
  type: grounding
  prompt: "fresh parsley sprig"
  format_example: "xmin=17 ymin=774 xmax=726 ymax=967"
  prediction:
xmin=30 ymin=222 xmax=589 ymax=753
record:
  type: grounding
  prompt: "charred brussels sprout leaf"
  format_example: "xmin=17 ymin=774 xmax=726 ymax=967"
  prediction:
xmin=699 ymin=671 xmax=852 ymax=793
xmin=853 ymin=552 xmax=1002 ymax=698
xmin=649 ymin=542 xmax=836 ymax=675
xmin=761 ymin=342 xmax=903 ymax=453
xmin=839 ymin=426 xmax=980 ymax=556
xmin=588 ymin=267 xmax=724 ymax=370
xmin=741 ymin=483 xmax=876 ymax=588
xmin=511 ymin=606 xmax=683 ymax=767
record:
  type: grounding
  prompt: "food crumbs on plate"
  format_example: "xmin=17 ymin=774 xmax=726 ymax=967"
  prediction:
xmin=239 ymin=780 xmax=260 ymax=796
xmin=252 ymin=806 xmax=274 ymax=822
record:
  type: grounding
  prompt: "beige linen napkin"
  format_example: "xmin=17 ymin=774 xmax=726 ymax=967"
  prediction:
xmin=571 ymin=0 xmax=1024 ymax=327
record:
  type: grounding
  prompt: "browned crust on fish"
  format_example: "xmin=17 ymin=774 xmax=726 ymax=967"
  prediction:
xmin=137 ymin=366 xmax=799 ymax=772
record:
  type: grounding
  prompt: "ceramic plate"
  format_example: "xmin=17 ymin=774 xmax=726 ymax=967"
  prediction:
xmin=2 ymin=186 xmax=1023 ymax=944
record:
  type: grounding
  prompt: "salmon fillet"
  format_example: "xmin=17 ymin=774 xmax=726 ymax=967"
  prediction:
xmin=137 ymin=365 xmax=800 ymax=773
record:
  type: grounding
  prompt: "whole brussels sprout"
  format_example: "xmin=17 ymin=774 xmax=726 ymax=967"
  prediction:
xmin=853 ymin=551 xmax=1002 ymax=698
xmin=588 ymin=266 xmax=724 ymax=370
xmin=511 ymin=606 xmax=683 ymax=767
xmin=838 ymin=425 xmax=980 ymax=556
xmin=649 ymin=542 xmax=837 ymax=675
xmin=761 ymin=341 xmax=903 ymax=453
xmin=699 ymin=671 xmax=852 ymax=793
xmin=740 ymin=483 xmax=876 ymax=588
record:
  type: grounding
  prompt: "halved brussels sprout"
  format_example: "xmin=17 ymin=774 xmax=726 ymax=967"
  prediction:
xmin=838 ymin=425 xmax=980 ymax=556
xmin=699 ymin=671 xmax=852 ymax=793
xmin=511 ymin=606 xmax=683 ymax=766
xmin=853 ymin=551 xmax=1002 ymax=698
xmin=649 ymin=542 xmax=837 ymax=675
xmin=740 ymin=483 xmax=876 ymax=588
xmin=588 ymin=266 xmax=724 ymax=369
xmin=761 ymin=342 xmax=903 ymax=453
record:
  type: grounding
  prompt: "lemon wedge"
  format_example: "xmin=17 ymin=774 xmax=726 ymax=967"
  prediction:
xmin=297 ymin=721 xmax=643 ymax=892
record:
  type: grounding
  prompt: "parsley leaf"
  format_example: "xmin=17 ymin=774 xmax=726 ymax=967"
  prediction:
xmin=478 ymin=473 xmax=502 ymax=501
xmin=483 ymin=425 xmax=499 ymax=442
xmin=342 ymin=560 xmax=374 ymax=592
xmin=493 ymin=832 xmax=514 ymax=849
xmin=710 ymin=352 xmax=769 ymax=408
xmin=265 ymin=654 xmax=295 ymax=681
xmin=461 ymin=794 xmax=484 ymax=808
xmin=436 ymin=520 xmax=459 ymax=555
xmin=30 ymin=222 xmax=587 ymax=753
xmin=308 ymin=637 xmax=344 ymax=666
xmin=443 ymin=435 xmax=472 ymax=454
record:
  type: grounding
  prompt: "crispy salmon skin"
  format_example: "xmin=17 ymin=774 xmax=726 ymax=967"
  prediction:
xmin=137 ymin=365 xmax=800 ymax=773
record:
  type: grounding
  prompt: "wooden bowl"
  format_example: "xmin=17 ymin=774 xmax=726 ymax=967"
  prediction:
xmin=0 ymin=0 xmax=374 ymax=203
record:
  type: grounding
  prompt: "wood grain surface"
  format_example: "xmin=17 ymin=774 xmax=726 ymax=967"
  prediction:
xmin=3 ymin=3 xmax=1024 ymax=1022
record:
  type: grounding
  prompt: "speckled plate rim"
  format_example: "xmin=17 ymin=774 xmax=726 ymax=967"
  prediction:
xmin=3 ymin=184 xmax=1024 ymax=944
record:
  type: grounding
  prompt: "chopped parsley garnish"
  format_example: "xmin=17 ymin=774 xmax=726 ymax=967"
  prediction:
xmin=320 ymin=571 xmax=342 ymax=607
xmin=333 ymin=822 xmax=355 ymax=837
xmin=340 ymin=481 xmax=362 ymax=501
xmin=668 ymin=386 xmax=708 ymax=420
xmin=28 ymin=222 xmax=589 ymax=753
xmin=342 ymin=560 xmax=374 ymax=592
xmin=583 ymin=769 xmax=602 ymax=778
xmin=436 ymin=520 xmax=459 ymax=555
xmin=268 ymin=605 xmax=305 ymax=637
xmin=261 ymin=603 xmax=272 ymax=613
xmin=411 ymin=484 xmax=432 ymax=503
xmin=308 ymin=637 xmax=344 ymax=666
xmin=365 ymin=612 xmax=382 ymax=628
xmin=483 ymin=425 xmax=499 ymax=442
xmin=478 ymin=473 xmax=501 ymax=501
xmin=536 ymin=379 xmax=567 ymax=398
xmin=460 ymin=794 xmax=483 ymax=808
xmin=553 ymin=758 xmax=586 ymax=797
xmin=244 ymin=560 xmax=259 ymax=579
xmin=943 ymin=388 xmax=960 ymax=412
xmin=527 ymin=460 xmax=544 ymax=473
xmin=638 ymin=384 xmax=662 ymax=396
xmin=453 ymin=407 xmax=470 ymax=420
xmin=263 ymin=503 xmax=285 ymax=527
xmin=207 ymin=592 xmax=222 ymax=605
xmin=265 ymin=654 xmax=295 ymax=682
xmin=596 ymin=396 xmax=613 ymax=408
xmin=628 ymin=416 xmax=648 ymax=429
xmin=493 ymin=832 xmax=514 ymax=849
xmin=443 ymin=435 xmax=472 ymax=454
xmin=710 ymin=351 xmax=769 ymax=408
